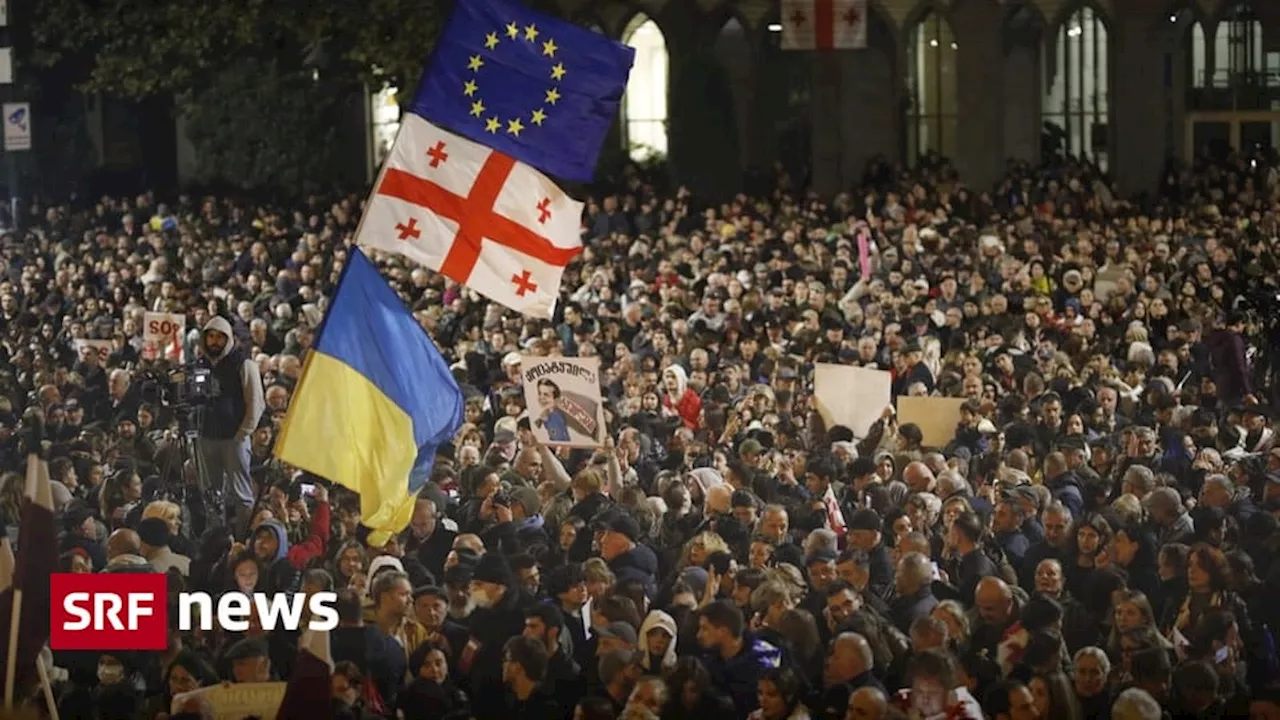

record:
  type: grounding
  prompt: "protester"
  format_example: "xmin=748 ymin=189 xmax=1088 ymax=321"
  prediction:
xmin=2 ymin=150 xmax=1278 ymax=719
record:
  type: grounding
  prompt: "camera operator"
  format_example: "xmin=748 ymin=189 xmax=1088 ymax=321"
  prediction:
xmin=196 ymin=315 xmax=265 ymax=525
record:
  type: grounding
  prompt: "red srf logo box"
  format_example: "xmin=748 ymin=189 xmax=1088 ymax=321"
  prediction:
xmin=49 ymin=573 xmax=168 ymax=650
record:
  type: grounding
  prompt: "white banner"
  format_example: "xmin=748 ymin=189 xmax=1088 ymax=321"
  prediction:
xmin=2 ymin=102 xmax=28 ymax=151
xmin=143 ymin=312 xmax=186 ymax=362
xmin=72 ymin=339 xmax=112 ymax=365
xmin=0 ymin=48 xmax=12 ymax=85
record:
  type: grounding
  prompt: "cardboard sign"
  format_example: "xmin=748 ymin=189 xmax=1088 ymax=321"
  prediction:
xmin=521 ymin=355 xmax=606 ymax=447
xmin=813 ymin=364 xmax=892 ymax=439
xmin=173 ymin=682 xmax=286 ymax=719
xmin=896 ymin=396 xmax=967 ymax=448
xmin=142 ymin=311 xmax=186 ymax=362
xmin=2 ymin=102 xmax=28 ymax=151
xmin=72 ymin=339 xmax=112 ymax=364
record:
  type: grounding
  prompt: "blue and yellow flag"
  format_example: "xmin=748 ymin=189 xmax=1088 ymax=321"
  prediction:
xmin=274 ymin=248 xmax=463 ymax=545
xmin=412 ymin=0 xmax=634 ymax=182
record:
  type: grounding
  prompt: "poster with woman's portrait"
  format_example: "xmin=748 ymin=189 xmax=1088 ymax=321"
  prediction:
xmin=520 ymin=355 xmax=606 ymax=448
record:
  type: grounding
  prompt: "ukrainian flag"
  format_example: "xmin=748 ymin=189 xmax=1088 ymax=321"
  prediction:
xmin=274 ymin=248 xmax=463 ymax=545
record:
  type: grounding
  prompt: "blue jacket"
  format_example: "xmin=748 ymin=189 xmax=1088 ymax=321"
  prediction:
xmin=703 ymin=633 xmax=783 ymax=717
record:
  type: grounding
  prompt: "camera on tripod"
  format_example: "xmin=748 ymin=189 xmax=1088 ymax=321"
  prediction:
xmin=138 ymin=363 xmax=220 ymax=410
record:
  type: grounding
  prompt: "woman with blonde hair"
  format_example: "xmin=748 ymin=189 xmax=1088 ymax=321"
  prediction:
xmin=679 ymin=531 xmax=730 ymax=571
xmin=931 ymin=600 xmax=971 ymax=652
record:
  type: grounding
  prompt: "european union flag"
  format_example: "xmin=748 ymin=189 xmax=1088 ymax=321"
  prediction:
xmin=412 ymin=0 xmax=635 ymax=182
xmin=274 ymin=248 xmax=464 ymax=545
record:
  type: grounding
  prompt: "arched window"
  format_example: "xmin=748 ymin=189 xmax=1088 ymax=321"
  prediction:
xmin=905 ymin=11 xmax=959 ymax=163
xmin=1042 ymin=6 xmax=1110 ymax=169
xmin=1213 ymin=3 xmax=1264 ymax=86
xmin=622 ymin=15 xmax=669 ymax=161
xmin=1191 ymin=21 xmax=1207 ymax=88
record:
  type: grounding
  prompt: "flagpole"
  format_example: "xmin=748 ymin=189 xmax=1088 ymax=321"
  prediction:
xmin=35 ymin=653 xmax=58 ymax=720
xmin=4 ymin=585 xmax=21 ymax=709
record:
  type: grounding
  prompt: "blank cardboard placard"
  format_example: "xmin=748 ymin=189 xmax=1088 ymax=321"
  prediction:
xmin=814 ymin=364 xmax=892 ymax=439
xmin=896 ymin=396 xmax=967 ymax=447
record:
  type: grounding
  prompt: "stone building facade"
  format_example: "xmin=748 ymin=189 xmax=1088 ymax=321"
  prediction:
xmin=541 ymin=0 xmax=1280 ymax=198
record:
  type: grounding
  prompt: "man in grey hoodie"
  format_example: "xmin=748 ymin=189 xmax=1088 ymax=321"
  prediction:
xmin=196 ymin=315 xmax=265 ymax=526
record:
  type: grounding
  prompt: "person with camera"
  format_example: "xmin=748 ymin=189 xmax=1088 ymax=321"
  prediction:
xmin=195 ymin=315 xmax=265 ymax=525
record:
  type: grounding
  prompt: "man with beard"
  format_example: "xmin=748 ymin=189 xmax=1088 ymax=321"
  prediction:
xmin=461 ymin=553 xmax=536 ymax=719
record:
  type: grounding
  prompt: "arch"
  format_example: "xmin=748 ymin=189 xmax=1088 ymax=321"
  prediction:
xmin=1211 ymin=2 xmax=1268 ymax=87
xmin=905 ymin=9 xmax=959 ymax=163
xmin=621 ymin=13 xmax=669 ymax=161
xmin=1042 ymin=4 xmax=1112 ymax=169
xmin=1002 ymin=0 xmax=1046 ymax=55
xmin=1191 ymin=19 xmax=1209 ymax=87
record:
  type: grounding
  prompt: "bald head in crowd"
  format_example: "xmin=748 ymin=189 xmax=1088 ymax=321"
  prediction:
xmin=902 ymin=462 xmax=935 ymax=494
xmin=974 ymin=577 xmax=1014 ymax=626
xmin=106 ymin=528 xmax=141 ymax=560
xmin=847 ymin=686 xmax=888 ymax=720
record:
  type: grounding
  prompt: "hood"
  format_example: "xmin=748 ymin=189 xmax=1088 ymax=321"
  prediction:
xmin=202 ymin=315 xmax=235 ymax=361
xmin=366 ymin=555 xmax=405 ymax=598
xmin=256 ymin=519 xmax=290 ymax=563
xmin=687 ymin=468 xmax=723 ymax=494
xmin=638 ymin=610 xmax=678 ymax=671
xmin=663 ymin=364 xmax=688 ymax=398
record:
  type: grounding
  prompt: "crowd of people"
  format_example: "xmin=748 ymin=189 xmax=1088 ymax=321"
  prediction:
xmin=1 ymin=149 xmax=1280 ymax=720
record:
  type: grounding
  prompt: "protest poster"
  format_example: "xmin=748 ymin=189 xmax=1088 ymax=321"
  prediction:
xmin=813 ymin=364 xmax=891 ymax=438
xmin=173 ymin=681 xmax=286 ymax=719
xmin=143 ymin=311 xmax=186 ymax=362
xmin=72 ymin=338 xmax=112 ymax=364
xmin=896 ymin=396 xmax=967 ymax=447
xmin=521 ymin=355 xmax=605 ymax=447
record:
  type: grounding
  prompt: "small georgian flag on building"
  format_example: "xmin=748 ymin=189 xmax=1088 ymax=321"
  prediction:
xmin=781 ymin=0 xmax=868 ymax=50
xmin=357 ymin=114 xmax=584 ymax=318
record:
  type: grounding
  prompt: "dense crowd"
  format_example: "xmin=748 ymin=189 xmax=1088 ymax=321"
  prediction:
xmin=1 ymin=150 xmax=1280 ymax=720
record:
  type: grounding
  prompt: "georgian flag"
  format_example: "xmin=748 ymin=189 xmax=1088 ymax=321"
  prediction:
xmin=781 ymin=0 xmax=868 ymax=50
xmin=357 ymin=114 xmax=584 ymax=319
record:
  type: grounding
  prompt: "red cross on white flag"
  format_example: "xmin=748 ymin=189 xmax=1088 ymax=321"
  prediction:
xmin=357 ymin=114 xmax=584 ymax=318
xmin=781 ymin=0 xmax=868 ymax=51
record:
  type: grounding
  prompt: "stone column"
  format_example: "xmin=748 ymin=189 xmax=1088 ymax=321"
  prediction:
xmin=1110 ymin=0 xmax=1168 ymax=195
xmin=950 ymin=0 xmax=1006 ymax=188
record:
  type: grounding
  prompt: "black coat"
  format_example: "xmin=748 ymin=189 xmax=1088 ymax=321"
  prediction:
xmin=464 ymin=586 xmax=538 ymax=719
xmin=889 ymin=587 xmax=939 ymax=635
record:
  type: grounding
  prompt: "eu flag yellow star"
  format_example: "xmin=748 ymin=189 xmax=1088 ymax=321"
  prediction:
xmin=471 ymin=100 xmax=486 ymax=117
xmin=550 ymin=63 xmax=566 ymax=81
xmin=531 ymin=109 xmax=547 ymax=126
xmin=524 ymin=24 xmax=539 ymax=41
xmin=544 ymin=88 xmax=561 ymax=105
xmin=542 ymin=39 xmax=558 ymax=57
xmin=484 ymin=32 xmax=500 ymax=50
xmin=505 ymin=21 xmax=519 ymax=39
xmin=468 ymin=55 xmax=484 ymax=71
xmin=463 ymin=80 xmax=478 ymax=96
xmin=485 ymin=117 xmax=501 ymax=133
xmin=507 ymin=118 xmax=525 ymax=137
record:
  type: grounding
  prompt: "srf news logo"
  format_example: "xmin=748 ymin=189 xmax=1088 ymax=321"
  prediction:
xmin=49 ymin=573 xmax=338 ymax=651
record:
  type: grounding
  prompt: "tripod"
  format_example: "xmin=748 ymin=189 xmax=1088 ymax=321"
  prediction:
xmin=154 ymin=405 xmax=225 ymax=540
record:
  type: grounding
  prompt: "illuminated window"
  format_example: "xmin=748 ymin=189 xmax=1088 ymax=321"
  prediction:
xmin=1043 ymin=7 xmax=1110 ymax=169
xmin=622 ymin=15 xmax=668 ymax=161
xmin=370 ymin=84 xmax=401 ymax=171
xmin=905 ymin=12 xmax=958 ymax=163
